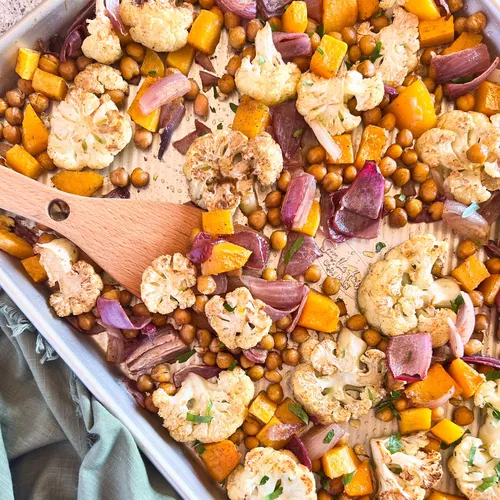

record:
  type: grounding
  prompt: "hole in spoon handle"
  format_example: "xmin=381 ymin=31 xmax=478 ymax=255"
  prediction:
xmin=48 ymin=199 xmax=70 ymax=222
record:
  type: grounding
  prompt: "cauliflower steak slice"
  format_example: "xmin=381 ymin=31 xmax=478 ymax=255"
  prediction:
xmin=152 ymin=368 xmax=254 ymax=443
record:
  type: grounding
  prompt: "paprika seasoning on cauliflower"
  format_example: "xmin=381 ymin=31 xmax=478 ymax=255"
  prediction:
xmin=152 ymin=368 xmax=254 ymax=443
xmin=119 ymin=0 xmax=194 ymax=53
xmin=226 ymin=447 xmax=316 ymax=500
xmin=235 ymin=23 xmax=301 ymax=107
xmin=292 ymin=329 xmax=387 ymax=424
xmin=47 ymin=87 xmax=132 ymax=171
xmin=74 ymin=63 xmax=129 ymax=96
xmin=35 ymin=238 xmax=103 ymax=318
xmin=141 ymin=253 xmax=197 ymax=315
xmin=205 ymin=287 xmax=272 ymax=350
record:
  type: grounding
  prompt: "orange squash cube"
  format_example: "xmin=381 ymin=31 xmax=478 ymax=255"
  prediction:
xmin=478 ymin=274 xmax=500 ymax=306
xmin=32 ymin=68 xmax=68 ymax=101
xmin=322 ymin=445 xmax=360 ymax=479
xmin=232 ymin=96 xmax=271 ymax=139
xmin=52 ymin=171 xmax=104 ymax=197
xmin=419 ymin=16 xmax=455 ymax=48
xmin=22 ymin=104 xmax=49 ymax=156
xmin=399 ymin=408 xmax=432 ymax=435
xmin=187 ymin=10 xmax=223 ymax=55
xmin=202 ymin=210 xmax=234 ymax=236
xmin=0 ymin=229 xmax=34 ymax=259
xmin=296 ymin=201 xmax=320 ymax=237
xmin=428 ymin=491 xmax=465 ymax=500
xmin=354 ymin=125 xmax=388 ymax=168
xmin=282 ymin=1 xmax=308 ymax=33
xmin=200 ymin=440 xmax=242 ymax=483
xmin=326 ymin=134 xmax=354 ymax=164
xmin=343 ymin=461 xmax=374 ymax=496
xmin=5 ymin=145 xmax=43 ymax=179
xmin=358 ymin=0 xmax=379 ymax=21
xmin=323 ymin=0 xmax=357 ymax=33
xmin=448 ymin=359 xmax=484 ymax=399
xmin=431 ymin=418 xmax=465 ymax=445
xmin=15 ymin=48 xmax=41 ymax=80
xmin=475 ymin=81 xmax=500 ymax=116
xmin=310 ymin=35 xmax=348 ymax=79
xmin=249 ymin=391 xmax=277 ymax=424
xmin=451 ymin=254 xmax=490 ymax=293
xmin=404 ymin=0 xmax=441 ymax=20
xmin=297 ymin=290 xmax=340 ymax=333
xmin=128 ymin=76 xmax=162 ymax=132
xmin=166 ymin=44 xmax=196 ymax=76
xmin=200 ymin=241 xmax=251 ymax=275
xmin=442 ymin=32 xmax=482 ymax=55
xmin=140 ymin=49 xmax=165 ymax=77
xmin=21 ymin=255 xmax=48 ymax=283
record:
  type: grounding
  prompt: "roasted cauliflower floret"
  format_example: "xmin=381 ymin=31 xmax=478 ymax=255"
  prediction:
xmin=35 ymin=238 xmax=103 ymax=317
xmin=475 ymin=379 xmax=500 ymax=459
xmin=235 ymin=23 xmax=301 ymax=106
xmin=371 ymin=432 xmax=443 ymax=500
xmin=357 ymin=7 xmax=419 ymax=86
xmin=141 ymin=253 xmax=196 ymax=315
xmin=119 ymin=0 xmax=193 ymax=53
xmin=48 ymin=87 xmax=132 ymax=171
xmin=81 ymin=0 xmax=122 ymax=64
xmin=227 ymin=447 xmax=316 ymax=500
xmin=296 ymin=70 xmax=384 ymax=150
xmin=449 ymin=435 xmax=500 ymax=500
xmin=205 ymin=287 xmax=272 ymax=350
xmin=152 ymin=368 xmax=254 ymax=443
xmin=292 ymin=330 xmax=386 ymax=424
xmin=416 ymin=111 xmax=500 ymax=204
xmin=358 ymin=234 xmax=455 ymax=345
xmin=74 ymin=63 xmax=129 ymax=95
xmin=184 ymin=130 xmax=283 ymax=212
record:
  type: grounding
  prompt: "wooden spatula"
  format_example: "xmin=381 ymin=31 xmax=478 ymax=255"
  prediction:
xmin=0 ymin=166 xmax=203 ymax=296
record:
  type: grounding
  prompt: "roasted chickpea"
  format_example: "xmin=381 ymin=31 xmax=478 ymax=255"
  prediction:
xmin=132 ymin=128 xmax=153 ymax=150
xmin=110 ymin=167 xmax=130 ymax=188
xmin=58 ymin=59 xmax=78 ymax=81
xmin=28 ymin=92 xmax=49 ymax=113
xmin=468 ymin=290 xmax=484 ymax=308
xmin=411 ymin=162 xmax=430 ymax=183
xmin=448 ymin=0 xmax=463 ymax=12
xmin=420 ymin=48 xmax=436 ymax=66
xmin=277 ymin=170 xmax=291 ymax=191
xmin=475 ymin=314 xmax=489 ymax=333
xmin=336 ymin=299 xmax=347 ymax=316
xmin=264 ymin=369 xmax=282 ymax=383
xmin=193 ymin=295 xmax=208 ymax=314
xmin=77 ymin=312 xmax=96 ymax=331
xmin=151 ymin=363 xmax=171 ymax=383
xmin=309 ymin=33 xmax=321 ymax=51
xmin=346 ymin=314 xmax=367 ymax=331
xmin=266 ymin=352 xmax=282 ymax=370
xmin=276 ymin=314 xmax=292 ymax=330
xmin=396 ymin=129 xmax=413 ymax=148
xmin=389 ymin=207 xmax=408 ymax=227
xmin=386 ymin=143 xmax=403 ymax=160
xmin=152 ymin=313 xmax=167 ymax=327
xmin=456 ymin=93 xmax=475 ymax=112
xmin=379 ymin=112 xmax=396 ymax=131
xmin=363 ymin=328 xmax=382 ymax=347
xmin=247 ymin=365 xmax=264 ymax=381
xmin=322 ymin=276 xmax=340 ymax=295
xmin=224 ymin=11 xmax=241 ymax=29
xmin=428 ymin=201 xmax=444 ymax=221
xmin=248 ymin=209 xmax=267 ymax=230
xmin=394 ymin=397 xmax=409 ymax=412
xmin=218 ymin=73 xmax=235 ymax=94
xmin=200 ymin=0 xmax=215 ymax=7
xmin=242 ymin=418 xmax=261 ymax=436
xmin=357 ymin=59 xmax=375 ymax=78
xmin=266 ymin=382 xmax=284 ymax=403
xmin=203 ymin=351 xmax=217 ymax=366
xmin=454 ymin=16 xmax=467 ymax=34
xmin=265 ymin=190 xmax=282 ymax=208
xmin=401 ymin=149 xmax=418 ymax=166
xmin=0 ymin=98 xmax=8 ymax=117
xmin=392 ymin=168 xmax=410 ymax=187
xmin=257 ymin=334 xmax=275 ymax=351
xmin=467 ymin=143 xmax=488 ymax=164
xmin=457 ymin=239 xmax=478 ymax=259
xmin=37 ymin=152 xmax=55 ymax=171
xmin=322 ymin=171 xmax=342 ymax=192
xmin=370 ymin=15 xmax=389 ymax=32
xmin=341 ymin=26 xmax=357 ymax=46
xmin=144 ymin=394 xmax=158 ymax=413
xmin=229 ymin=429 xmax=244 ymax=445
xmin=405 ymin=198 xmax=423 ymax=219
xmin=130 ymin=167 xmax=150 ymax=188
xmin=383 ymin=195 xmax=396 ymax=212
xmin=376 ymin=407 xmax=394 ymax=422
xmin=362 ymin=107 xmax=382 ymax=126
xmin=246 ymin=18 xmax=263 ymax=42
xmin=229 ymin=26 xmax=246 ymax=50
xmin=6 ymin=89 xmax=25 ymax=108
xmin=5 ymin=107 xmax=22 ymax=126
xmin=282 ymin=348 xmax=300 ymax=366
xmin=126 ymin=42 xmax=145 ymax=63
xmin=244 ymin=436 xmax=260 ymax=450
xmin=418 ymin=178 xmax=438 ymax=203
xmin=180 ymin=79 xmax=198 ymax=102
xmin=193 ymin=94 xmax=209 ymax=117
xmin=466 ymin=12 xmax=487 ymax=34
xmin=305 ymin=264 xmax=321 ymax=283
xmin=307 ymin=163 xmax=327 ymax=182
xmin=179 ymin=324 xmax=196 ymax=345
xmin=217 ymin=352 xmax=236 ymax=369
xmin=306 ymin=145 xmax=326 ymax=164
xmin=454 ymin=406 xmax=474 ymax=426
xmin=132 ymin=302 xmax=151 ymax=317
xmin=137 ymin=374 xmax=155 ymax=393
xmin=348 ymin=45 xmax=362 ymax=63
xmin=38 ymin=233 xmax=56 ymax=244
xmin=379 ymin=156 xmax=397 ymax=177
xmin=379 ymin=93 xmax=391 ymax=109
xmin=103 ymin=90 xmax=125 ymax=106
xmin=196 ymin=328 xmax=212 ymax=348
xmin=270 ymin=231 xmax=287 ymax=251
xmin=291 ymin=327 xmax=309 ymax=344
xmin=343 ymin=165 xmax=357 ymax=183
xmin=172 ymin=308 xmax=191 ymax=326
xmin=120 ymin=56 xmax=140 ymax=80
xmin=267 ymin=207 xmax=282 ymax=227
xmin=39 ymin=54 xmax=59 ymax=74
xmin=262 ymin=267 xmax=277 ymax=281
xmin=3 ymin=125 xmax=21 ymax=144
xmin=225 ymin=55 xmax=242 ymax=77
xmin=76 ymin=55 xmax=93 ymax=72
xmin=242 ymin=46 xmax=256 ymax=59
xmin=359 ymin=35 xmax=377 ymax=56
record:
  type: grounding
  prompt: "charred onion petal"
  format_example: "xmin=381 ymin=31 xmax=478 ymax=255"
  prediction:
xmin=103 ymin=186 xmax=131 ymax=198
xmin=139 ymin=73 xmax=191 ymax=115
xmin=384 ymin=84 xmax=399 ymax=100
xmin=243 ymin=347 xmax=268 ymax=364
xmin=286 ymin=434 xmax=313 ymax=470
xmin=225 ymin=226 xmax=270 ymax=271
xmin=286 ymin=288 xmax=310 ymax=333
xmin=187 ymin=232 xmax=221 ymax=264
xmin=445 ymin=57 xmax=500 ymax=98
xmin=442 ymin=199 xmax=490 ymax=242
xmin=97 ymin=297 xmax=152 ymax=330
xmin=462 ymin=355 xmax=500 ymax=368
xmin=332 ymin=208 xmax=382 ymax=239
xmin=272 ymin=32 xmax=312 ymax=61
xmin=173 ymin=365 xmax=222 ymax=387
xmin=60 ymin=26 xmax=86 ymax=62
xmin=159 ymin=101 xmax=186 ymax=160
xmin=278 ymin=232 xmax=321 ymax=278
xmin=173 ymin=120 xmax=212 ymax=155
xmin=195 ymin=52 xmax=216 ymax=73
xmin=257 ymin=0 xmax=289 ymax=19
xmin=455 ymin=292 xmax=475 ymax=345
xmin=241 ymin=275 xmax=306 ymax=309
xmin=300 ymin=423 xmax=345 ymax=461
xmin=281 ymin=173 xmax=316 ymax=229
xmin=199 ymin=71 xmax=219 ymax=89
xmin=216 ymin=0 xmax=257 ymax=18
xmin=386 ymin=333 xmax=432 ymax=381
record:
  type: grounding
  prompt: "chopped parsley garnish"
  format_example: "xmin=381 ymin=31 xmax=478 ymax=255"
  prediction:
xmin=260 ymin=476 xmax=270 ymax=485
xmin=148 ymin=70 xmax=157 ymax=76
xmin=288 ymin=403 xmax=309 ymax=425
xmin=210 ymin=106 xmax=216 ymax=113
xmin=376 ymin=390 xmax=402 ymax=421
xmin=186 ymin=413 xmax=213 ymax=423
xmin=450 ymin=294 xmax=465 ymax=313
xmin=223 ymin=301 xmax=236 ymax=312
xmin=462 ymin=201 xmax=480 ymax=218
xmin=341 ymin=347 xmax=346 ymax=358
xmin=269 ymin=21 xmax=279 ymax=32
xmin=486 ymin=402 xmax=500 ymax=422
xmin=387 ymin=433 xmax=403 ymax=454
xmin=375 ymin=242 xmax=386 ymax=253
xmin=486 ymin=369 xmax=500 ymax=381
xmin=213 ymin=85 xmax=219 ymax=99
xmin=369 ymin=42 xmax=383 ymax=63
xmin=407 ymin=350 xmax=413 ymax=362
xmin=317 ymin=47 xmax=325 ymax=55
xmin=318 ymin=471 xmax=329 ymax=489
xmin=323 ymin=429 xmax=335 ymax=444
xmin=263 ymin=479 xmax=283 ymax=500
xmin=194 ymin=440 xmax=205 ymax=455
xmin=390 ymin=465 xmax=403 ymax=474
xmin=441 ymin=429 xmax=470 ymax=450
xmin=477 ymin=476 xmax=499 ymax=492
xmin=317 ymin=23 xmax=325 ymax=37
xmin=368 ymin=388 xmax=374 ymax=401
xmin=227 ymin=360 xmax=238 ymax=371
xmin=468 ymin=445 xmax=477 ymax=466
xmin=284 ymin=235 xmax=304 ymax=264
xmin=303 ymin=81 xmax=313 ymax=86
xmin=176 ymin=349 xmax=196 ymax=362
xmin=342 ymin=470 xmax=356 ymax=486
xmin=451 ymin=76 xmax=474 ymax=84
xmin=217 ymin=123 xmax=223 ymax=130
xmin=229 ymin=103 xmax=238 ymax=113
xmin=258 ymin=56 xmax=265 ymax=65
xmin=373 ymin=9 xmax=384 ymax=17
xmin=293 ymin=129 xmax=304 ymax=138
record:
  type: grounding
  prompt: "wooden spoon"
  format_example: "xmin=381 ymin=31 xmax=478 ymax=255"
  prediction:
xmin=0 ymin=166 xmax=203 ymax=296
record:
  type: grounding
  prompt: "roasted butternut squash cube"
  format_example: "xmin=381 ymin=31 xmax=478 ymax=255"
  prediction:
xmin=249 ymin=391 xmax=278 ymax=424
xmin=323 ymin=0 xmax=357 ymax=33
xmin=354 ymin=125 xmax=388 ymax=168
xmin=326 ymin=134 xmax=354 ymax=164
xmin=232 ymin=96 xmax=271 ymax=139
xmin=256 ymin=416 xmax=287 ymax=449
xmin=442 ymin=32 xmax=482 ymax=55
xmin=343 ymin=461 xmax=374 ymax=496
xmin=296 ymin=200 xmax=320 ymax=237
xmin=451 ymin=254 xmax=490 ymax=293
xmin=200 ymin=440 xmax=242 ymax=483
xmin=5 ymin=145 xmax=43 ymax=179
xmin=128 ymin=76 xmax=162 ymax=132
xmin=200 ymin=241 xmax=251 ymax=275
xmin=475 ymin=81 xmax=500 ymax=116
xmin=15 ymin=48 xmax=41 ymax=80
xmin=310 ymin=35 xmax=348 ymax=79
xmin=0 ymin=229 xmax=34 ymax=259
xmin=449 ymin=359 xmax=484 ymax=399
xmin=478 ymin=274 xmax=500 ymax=306
xmin=275 ymin=398 xmax=306 ymax=425
xmin=202 ymin=210 xmax=234 ymax=236
xmin=140 ymin=49 xmax=165 ymax=77
xmin=428 ymin=491 xmax=465 ymax=500
xmin=166 ymin=44 xmax=196 ymax=76
xmin=21 ymin=255 xmax=48 ymax=283
xmin=399 ymin=408 xmax=432 ymax=435
xmin=431 ymin=418 xmax=465 ymax=445
xmin=282 ymin=1 xmax=308 ymax=33
xmin=187 ymin=10 xmax=223 ymax=55
xmin=52 ymin=171 xmax=104 ymax=197
xmin=322 ymin=445 xmax=360 ymax=479
xmin=385 ymin=79 xmax=437 ymax=137
xmin=358 ymin=0 xmax=379 ymax=21
xmin=32 ymin=68 xmax=68 ymax=101
xmin=22 ymin=104 xmax=49 ymax=156
xmin=404 ymin=0 xmax=440 ymax=20
xmin=297 ymin=290 xmax=339 ymax=333
xmin=419 ymin=16 xmax=455 ymax=48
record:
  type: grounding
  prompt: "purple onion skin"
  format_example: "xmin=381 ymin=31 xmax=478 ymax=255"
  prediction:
xmin=445 ymin=57 xmax=500 ymax=98
xmin=286 ymin=435 xmax=312 ymax=470
xmin=103 ymin=187 xmax=130 ymax=199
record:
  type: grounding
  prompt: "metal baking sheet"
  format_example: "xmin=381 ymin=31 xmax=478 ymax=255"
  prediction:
xmin=0 ymin=0 xmax=499 ymax=498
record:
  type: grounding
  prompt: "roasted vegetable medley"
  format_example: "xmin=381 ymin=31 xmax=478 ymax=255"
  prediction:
xmin=1 ymin=0 xmax=500 ymax=497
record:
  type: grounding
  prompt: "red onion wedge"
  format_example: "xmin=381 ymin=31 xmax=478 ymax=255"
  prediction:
xmin=139 ymin=73 xmax=191 ymax=115
xmin=60 ymin=26 xmax=86 ymax=62
xmin=243 ymin=348 xmax=268 ymax=364
xmin=174 ymin=120 xmax=212 ymax=155
xmin=187 ymin=232 xmax=220 ymax=264
xmin=281 ymin=173 xmax=316 ymax=230
xmin=97 ymin=297 xmax=152 ymax=330
xmin=266 ymin=423 xmax=303 ymax=441
xmin=384 ymin=84 xmax=398 ymax=100
xmin=455 ymin=292 xmax=475 ymax=345
xmin=257 ymin=0 xmax=289 ymax=19
xmin=435 ymin=0 xmax=450 ymax=15
xmin=103 ymin=186 xmax=130 ymax=199
xmin=413 ymin=385 xmax=456 ymax=408
xmin=225 ymin=226 xmax=270 ymax=271
xmin=332 ymin=208 xmax=382 ymax=239
xmin=463 ymin=355 xmax=500 ymax=369
xmin=105 ymin=0 xmax=127 ymax=35
xmin=199 ymin=71 xmax=219 ymax=89
xmin=479 ymin=192 xmax=500 ymax=225
xmin=301 ymin=424 xmax=344 ymax=461
xmin=173 ymin=365 xmax=222 ymax=387
xmin=431 ymin=44 xmax=491 ymax=84
xmin=195 ymin=52 xmax=216 ymax=73
xmin=309 ymin=121 xmax=342 ymax=162
xmin=123 ymin=377 xmax=146 ymax=408
xmin=485 ymin=240 xmax=500 ymax=258
xmin=272 ymin=100 xmax=307 ymax=165
xmin=158 ymin=101 xmax=185 ymax=160
xmin=445 ymin=57 xmax=500 ymax=98
xmin=442 ymin=199 xmax=491 ymax=242
xmin=303 ymin=0 xmax=322 ymax=22
xmin=286 ymin=288 xmax=310 ymax=333
xmin=319 ymin=188 xmax=347 ymax=243
xmin=272 ymin=32 xmax=312 ymax=61
xmin=277 ymin=232 xmax=321 ymax=278
xmin=386 ymin=333 xmax=432 ymax=382
xmin=447 ymin=317 xmax=464 ymax=359
xmin=106 ymin=326 xmax=125 ymax=364
xmin=286 ymin=435 xmax=312 ymax=470
xmin=216 ymin=0 xmax=257 ymax=19
xmin=241 ymin=276 xmax=306 ymax=310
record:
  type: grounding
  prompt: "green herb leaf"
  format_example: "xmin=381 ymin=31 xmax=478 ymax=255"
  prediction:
xmin=186 ymin=413 xmax=213 ymax=423
xmin=462 ymin=201 xmax=480 ymax=218
xmin=486 ymin=402 xmax=500 ymax=422
xmin=194 ymin=440 xmax=206 ymax=455
xmin=407 ymin=351 xmax=413 ymax=362
xmin=263 ymin=479 xmax=283 ymax=500
xmin=213 ymin=85 xmax=219 ymax=99
xmin=317 ymin=24 xmax=325 ymax=37
xmin=303 ymin=81 xmax=313 ymax=86
xmin=284 ymin=235 xmax=305 ymax=264
xmin=210 ymin=106 xmax=216 ymax=113
xmin=468 ymin=445 xmax=477 ymax=467
xmin=486 ymin=369 xmax=500 ymax=381
xmin=450 ymin=294 xmax=465 ymax=313
xmin=390 ymin=465 xmax=403 ymax=474
xmin=441 ymin=429 xmax=470 ymax=450
xmin=375 ymin=242 xmax=386 ymax=253
xmin=207 ymin=399 xmax=213 ymax=417
xmin=369 ymin=42 xmax=383 ymax=63
xmin=323 ymin=429 xmax=335 ymax=444
xmin=398 ymin=193 xmax=406 ymax=202
xmin=269 ymin=21 xmax=279 ymax=32
xmin=342 ymin=471 xmax=356 ymax=486
xmin=319 ymin=472 xmax=328 ymax=490
xmin=288 ymin=403 xmax=309 ymax=425
xmin=376 ymin=390 xmax=401 ymax=420
xmin=451 ymin=76 xmax=474 ymax=84
xmin=341 ymin=347 xmax=346 ymax=358
xmin=217 ymin=123 xmax=223 ymax=130
xmin=260 ymin=476 xmax=270 ymax=485
xmin=148 ymin=70 xmax=157 ymax=76
xmin=317 ymin=47 xmax=325 ymax=55
xmin=229 ymin=103 xmax=238 ymax=113
xmin=223 ymin=301 xmax=236 ymax=312
xmin=227 ymin=360 xmax=238 ymax=371
xmin=293 ymin=129 xmax=304 ymax=138
xmin=345 ymin=61 xmax=353 ymax=70
xmin=477 ymin=476 xmax=498 ymax=492
xmin=373 ymin=9 xmax=384 ymax=17
xmin=387 ymin=433 xmax=402 ymax=454
xmin=176 ymin=349 xmax=195 ymax=362
xmin=258 ymin=56 xmax=265 ymax=65
xmin=368 ymin=388 xmax=374 ymax=401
